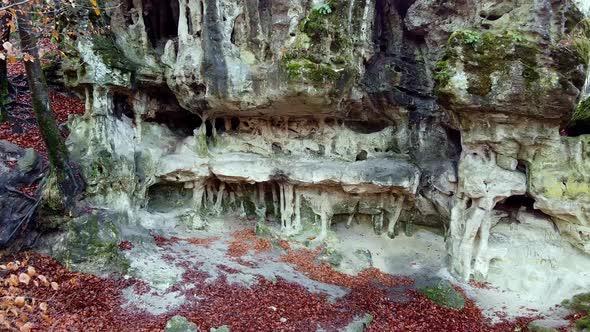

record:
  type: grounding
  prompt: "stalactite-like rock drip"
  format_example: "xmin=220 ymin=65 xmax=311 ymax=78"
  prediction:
xmin=386 ymin=195 xmax=405 ymax=238
xmin=448 ymin=146 xmax=526 ymax=281
xmin=157 ymin=171 xmax=413 ymax=241
xmin=278 ymin=183 xmax=300 ymax=235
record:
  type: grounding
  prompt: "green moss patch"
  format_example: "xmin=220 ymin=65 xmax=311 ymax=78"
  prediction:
xmin=446 ymin=30 xmax=539 ymax=96
xmin=282 ymin=1 xmax=354 ymax=88
xmin=284 ymin=58 xmax=341 ymax=82
xmin=563 ymin=292 xmax=590 ymax=313
xmin=56 ymin=212 xmax=129 ymax=275
xmin=417 ymin=280 xmax=466 ymax=310
xmin=576 ymin=316 xmax=590 ymax=331
xmin=165 ymin=315 xmax=198 ymax=332
xmin=92 ymin=34 xmax=138 ymax=73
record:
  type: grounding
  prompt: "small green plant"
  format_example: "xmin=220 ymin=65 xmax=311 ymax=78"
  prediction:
xmin=314 ymin=3 xmax=333 ymax=15
xmin=572 ymin=97 xmax=590 ymax=122
xmin=562 ymin=18 xmax=590 ymax=65
xmin=506 ymin=31 xmax=524 ymax=43
xmin=462 ymin=31 xmax=481 ymax=45
xmin=434 ymin=60 xmax=451 ymax=89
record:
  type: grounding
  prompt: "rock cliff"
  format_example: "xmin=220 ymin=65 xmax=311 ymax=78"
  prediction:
xmin=42 ymin=0 xmax=590 ymax=309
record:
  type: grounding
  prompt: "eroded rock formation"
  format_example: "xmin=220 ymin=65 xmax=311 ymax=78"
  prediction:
xmin=43 ymin=0 xmax=590 ymax=303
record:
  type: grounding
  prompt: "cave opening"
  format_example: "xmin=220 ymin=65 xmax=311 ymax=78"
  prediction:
xmin=230 ymin=117 xmax=240 ymax=131
xmin=479 ymin=12 xmax=504 ymax=21
xmin=564 ymin=121 xmax=590 ymax=137
xmin=446 ymin=127 xmax=462 ymax=158
xmin=205 ymin=120 xmax=214 ymax=140
xmin=374 ymin=0 xmax=395 ymax=54
xmin=496 ymin=194 xmax=536 ymax=212
xmin=142 ymin=0 xmax=180 ymax=49
xmin=123 ymin=0 xmax=134 ymax=25
xmin=146 ymin=182 xmax=193 ymax=213
xmin=147 ymin=110 xmax=202 ymax=137
xmin=344 ymin=119 xmax=391 ymax=134
xmin=356 ymin=150 xmax=368 ymax=161
xmin=214 ymin=118 xmax=225 ymax=135
xmin=516 ymin=160 xmax=527 ymax=174
xmin=392 ymin=0 xmax=415 ymax=19
xmin=113 ymin=92 xmax=134 ymax=121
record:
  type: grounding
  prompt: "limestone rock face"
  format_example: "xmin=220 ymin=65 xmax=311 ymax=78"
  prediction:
xmin=431 ymin=0 xmax=590 ymax=281
xmin=54 ymin=0 xmax=590 ymax=301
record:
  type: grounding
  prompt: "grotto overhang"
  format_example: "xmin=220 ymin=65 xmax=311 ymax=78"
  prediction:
xmin=157 ymin=152 xmax=421 ymax=196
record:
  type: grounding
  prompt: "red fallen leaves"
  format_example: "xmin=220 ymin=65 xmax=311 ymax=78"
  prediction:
xmin=0 ymin=122 xmax=44 ymax=153
xmin=187 ymin=237 xmax=219 ymax=247
xmin=153 ymin=234 xmax=177 ymax=246
xmin=277 ymin=239 xmax=291 ymax=250
xmin=0 ymin=91 xmax=84 ymax=156
xmin=469 ymin=280 xmax=495 ymax=289
xmin=17 ymin=183 xmax=39 ymax=197
xmin=562 ymin=312 xmax=588 ymax=332
xmin=281 ymin=248 xmax=412 ymax=289
xmin=1 ymin=253 xmax=167 ymax=331
xmin=118 ymin=241 xmax=134 ymax=251
xmin=7 ymin=61 xmax=25 ymax=77
xmin=152 ymin=234 xmax=218 ymax=248
xmin=0 ymin=258 xmax=57 ymax=331
xmin=0 ymin=242 xmax=575 ymax=332
xmin=280 ymin=247 xmax=539 ymax=332
xmin=228 ymin=229 xmax=272 ymax=258
xmin=6 ymin=38 xmax=58 ymax=78
xmin=2 ymin=46 xmax=85 ymax=157
xmin=178 ymin=275 xmax=354 ymax=332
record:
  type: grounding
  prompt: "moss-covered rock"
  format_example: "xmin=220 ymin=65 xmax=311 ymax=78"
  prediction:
xmin=92 ymin=34 xmax=138 ymax=74
xmin=417 ymin=280 xmax=466 ymax=310
xmin=527 ymin=325 xmax=558 ymax=332
xmin=436 ymin=30 xmax=585 ymax=120
xmin=51 ymin=211 xmax=129 ymax=276
xmin=255 ymin=221 xmax=273 ymax=237
xmin=165 ymin=316 xmax=199 ymax=332
xmin=563 ymin=292 xmax=590 ymax=313
xmin=576 ymin=316 xmax=590 ymax=331
xmin=281 ymin=1 xmax=356 ymax=90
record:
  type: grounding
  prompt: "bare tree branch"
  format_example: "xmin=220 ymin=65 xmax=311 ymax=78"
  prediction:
xmin=0 ymin=0 xmax=33 ymax=11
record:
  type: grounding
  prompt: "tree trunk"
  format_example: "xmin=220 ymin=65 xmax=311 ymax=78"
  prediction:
xmin=0 ymin=11 xmax=10 ymax=122
xmin=16 ymin=7 xmax=84 ymax=209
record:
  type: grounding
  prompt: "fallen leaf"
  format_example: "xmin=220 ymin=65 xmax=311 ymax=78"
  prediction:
xmin=14 ymin=296 xmax=25 ymax=308
xmin=8 ymin=274 xmax=19 ymax=287
xmin=19 ymin=322 xmax=34 ymax=332
xmin=19 ymin=273 xmax=31 ymax=285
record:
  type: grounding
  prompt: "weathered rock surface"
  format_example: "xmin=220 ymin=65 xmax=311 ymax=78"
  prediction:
xmin=36 ymin=0 xmax=590 ymax=311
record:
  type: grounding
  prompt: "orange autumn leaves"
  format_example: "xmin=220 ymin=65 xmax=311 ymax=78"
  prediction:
xmin=0 ymin=0 xmax=102 ymax=63
xmin=0 ymin=258 xmax=59 ymax=332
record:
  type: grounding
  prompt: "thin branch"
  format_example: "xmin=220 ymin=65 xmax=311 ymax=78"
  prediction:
xmin=0 ymin=0 xmax=33 ymax=11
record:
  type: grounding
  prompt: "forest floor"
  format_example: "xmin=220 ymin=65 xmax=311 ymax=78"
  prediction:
xmin=0 ymin=58 xmax=587 ymax=332
xmin=2 ymin=216 xmax=579 ymax=332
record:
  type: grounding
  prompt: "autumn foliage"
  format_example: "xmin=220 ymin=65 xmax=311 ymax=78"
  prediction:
xmin=0 ymin=257 xmax=58 ymax=331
